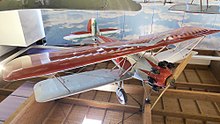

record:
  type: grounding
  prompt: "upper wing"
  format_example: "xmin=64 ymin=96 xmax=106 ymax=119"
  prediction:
xmin=0 ymin=0 xmax=141 ymax=11
xmin=3 ymin=26 xmax=220 ymax=81
xmin=34 ymin=69 xmax=132 ymax=102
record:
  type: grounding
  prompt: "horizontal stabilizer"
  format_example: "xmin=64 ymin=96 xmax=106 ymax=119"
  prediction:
xmin=63 ymin=32 xmax=93 ymax=41
xmin=99 ymin=28 xmax=120 ymax=35
xmin=34 ymin=69 xmax=131 ymax=102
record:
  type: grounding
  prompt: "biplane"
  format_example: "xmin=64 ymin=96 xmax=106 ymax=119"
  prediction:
xmin=63 ymin=18 xmax=119 ymax=42
xmin=2 ymin=26 xmax=220 ymax=105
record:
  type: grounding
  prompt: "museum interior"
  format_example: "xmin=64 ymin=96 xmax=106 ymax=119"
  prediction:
xmin=0 ymin=0 xmax=220 ymax=124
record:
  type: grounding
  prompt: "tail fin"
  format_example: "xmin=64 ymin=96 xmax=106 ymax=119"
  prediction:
xmin=87 ymin=18 xmax=99 ymax=36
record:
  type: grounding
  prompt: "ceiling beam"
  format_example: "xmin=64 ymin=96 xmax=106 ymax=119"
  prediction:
xmin=153 ymin=109 xmax=220 ymax=122
xmin=93 ymin=84 xmax=144 ymax=94
xmin=4 ymin=94 xmax=55 ymax=124
xmin=0 ymin=88 xmax=14 ymax=96
xmin=175 ymin=82 xmax=220 ymax=92
xmin=143 ymin=104 xmax=151 ymax=124
xmin=163 ymin=89 xmax=220 ymax=103
xmin=1 ymin=82 xmax=220 ymax=102
xmin=58 ymin=97 xmax=141 ymax=113
xmin=59 ymin=96 xmax=220 ymax=122
xmin=142 ymin=86 xmax=152 ymax=124
xmin=94 ymin=84 xmax=220 ymax=102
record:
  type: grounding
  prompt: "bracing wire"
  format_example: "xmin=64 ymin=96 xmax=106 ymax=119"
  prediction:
xmin=181 ymin=12 xmax=185 ymax=27
xmin=149 ymin=0 xmax=155 ymax=34
xmin=127 ymin=93 xmax=142 ymax=108
xmin=116 ymin=110 xmax=141 ymax=124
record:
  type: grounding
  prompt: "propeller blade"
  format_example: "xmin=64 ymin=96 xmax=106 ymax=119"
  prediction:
xmin=0 ymin=0 xmax=141 ymax=11
xmin=172 ymin=52 xmax=193 ymax=80
xmin=151 ymin=83 xmax=170 ymax=110
xmin=151 ymin=52 xmax=193 ymax=110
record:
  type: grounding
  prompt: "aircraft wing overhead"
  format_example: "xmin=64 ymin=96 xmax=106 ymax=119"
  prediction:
xmin=34 ymin=69 xmax=132 ymax=102
xmin=2 ymin=26 xmax=220 ymax=81
xmin=0 ymin=0 xmax=141 ymax=11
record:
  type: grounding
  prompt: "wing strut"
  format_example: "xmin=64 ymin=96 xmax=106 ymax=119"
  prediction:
xmin=53 ymin=75 xmax=71 ymax=93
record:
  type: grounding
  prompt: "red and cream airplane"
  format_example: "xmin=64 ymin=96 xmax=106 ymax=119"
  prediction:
xmin=2 ymin=26 xmax=220 ymax=104
xmin=63 ymin=18 xmax=119 ymax=41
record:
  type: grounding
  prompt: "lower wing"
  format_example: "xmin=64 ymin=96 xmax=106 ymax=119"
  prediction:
xmin=34 ymin=69 xmax=132 ymax=102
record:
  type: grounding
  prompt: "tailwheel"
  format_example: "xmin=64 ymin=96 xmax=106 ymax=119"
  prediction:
xmin=116 ymin=87 xmax=127 ymax=105
xmin=145 ymin=98 xmax=151 ymax=104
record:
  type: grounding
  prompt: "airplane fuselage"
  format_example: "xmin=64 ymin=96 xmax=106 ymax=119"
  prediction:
xmin=63 ymin=18 xmax=119 ymax=41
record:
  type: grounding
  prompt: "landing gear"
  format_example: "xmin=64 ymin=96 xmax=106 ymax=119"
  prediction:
xmin=145 ymin=98 xmax=151 ymax=104
xmin=116 ymin=81 xmax=127 ymax=105
xmin=116 ymin=87 xmax=127 ymax=105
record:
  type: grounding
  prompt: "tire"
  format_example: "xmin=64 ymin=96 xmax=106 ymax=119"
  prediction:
xmin=116 ymin=88 xmax=128 ymax=105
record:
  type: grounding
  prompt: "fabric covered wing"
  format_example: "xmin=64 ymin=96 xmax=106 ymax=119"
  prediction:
xmin=3 ymin=26 xmax=220 ymax=81
xmin=34 ymin=69 xmax=131 ymax=102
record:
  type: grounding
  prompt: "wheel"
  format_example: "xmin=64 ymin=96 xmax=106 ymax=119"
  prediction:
xmin=158 ymin=61 xmax=168 ymax=68
xmin=116 ymin=88 xmax=127 ymax=105
xmin=151 ymin=67 xmax=160 ymax=74
xmin=145 ymin=98 xmax=151 ymax=104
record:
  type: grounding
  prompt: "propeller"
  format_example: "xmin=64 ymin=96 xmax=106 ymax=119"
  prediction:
xmin=151 ymin=52 xmax=193 ymax=110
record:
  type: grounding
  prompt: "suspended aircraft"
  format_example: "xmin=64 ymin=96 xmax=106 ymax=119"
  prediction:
xmin=2 ymin=26 xmax=220 ymax=105
xmin=0 ymin=0 xmax=141 ymax=11
xmin=169 ymin=0 xmax=220 ymax=14
xmin=63 ymin=18 xmax=119 ymax=42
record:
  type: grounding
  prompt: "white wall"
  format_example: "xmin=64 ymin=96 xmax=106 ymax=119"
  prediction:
xmin=0 ymin=10 xmax=25 ymax=46
xmin=0 ymin=10 xmax=45 ymax=47
xmin=19 ymin=10 xmax=45 ymax=46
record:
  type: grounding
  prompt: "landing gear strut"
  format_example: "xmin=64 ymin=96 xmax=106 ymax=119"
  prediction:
xmin=116 ymin=81 xmax=127 ymax=105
